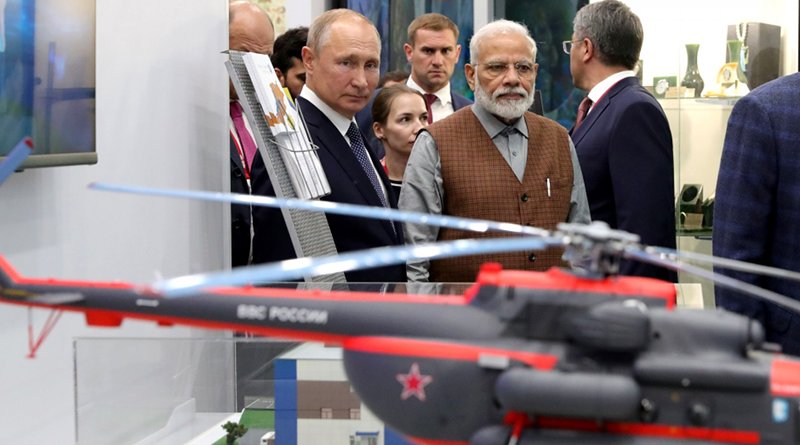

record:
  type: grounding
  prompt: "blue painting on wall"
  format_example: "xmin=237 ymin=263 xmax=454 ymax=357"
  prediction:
xmin=497 ymin=0 xmax=588 ymax=128
xmin=349 ymin=0 xmax=473 ymax=100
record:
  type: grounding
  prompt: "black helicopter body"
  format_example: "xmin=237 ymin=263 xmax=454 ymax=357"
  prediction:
xmin=2 ymin=256 xmax=799 ymax=445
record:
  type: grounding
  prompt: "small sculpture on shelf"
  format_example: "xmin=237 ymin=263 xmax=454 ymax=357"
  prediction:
xmin=677 ymin=184 xmax=705 ymax=231
xmin=707 ymin=40 xmax=750 ymax=97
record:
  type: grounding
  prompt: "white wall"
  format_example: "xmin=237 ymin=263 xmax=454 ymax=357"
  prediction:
xmin=285 ymin=0 xmax=326 ymax=29
xmin=0 ymin=0 xmax=229 ymax=443
xmin=621 ymin=0 xmax=797 ymax=84
xmin=619 ymin=0 xmax=798 ymax=197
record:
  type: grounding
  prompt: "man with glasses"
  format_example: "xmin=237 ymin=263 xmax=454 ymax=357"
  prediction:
xmin=399 ymin=20 xmax=590 ymax=282
xmin=566 ymin=0 xmax=675 ymax=281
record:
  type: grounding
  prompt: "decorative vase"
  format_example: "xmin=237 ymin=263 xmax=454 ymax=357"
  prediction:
xmin=680 ymin=44 xmax=704 ymax=98
xmin=725 ymin=40 xmax=748 ymax=86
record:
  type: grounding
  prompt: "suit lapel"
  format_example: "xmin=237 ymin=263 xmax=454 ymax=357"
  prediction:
xmin=450 ymin=92 xmax=472 ymax=111
xmin=230 ymin=133 xmax=247 ymax=174
xmin=570 ymin=77 xmax=638 ymax=145
xmin=297 ymin=97 xmax=402 ymax=241
xmin=297 ymin=97 xmax=398 ymax=213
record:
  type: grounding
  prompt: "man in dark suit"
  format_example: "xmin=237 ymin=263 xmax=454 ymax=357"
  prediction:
xmin=567 ymin=0 xmax=675 ymax=281
xmin=228 ymin=0 xmax=274 ymax=267
xmin=251 ymin=9 xmax=405 ymax=283
xmin=356 ymin=13 xmax=472 ymax=157
xmin=713 ymin=73 xmax=800 ymax=355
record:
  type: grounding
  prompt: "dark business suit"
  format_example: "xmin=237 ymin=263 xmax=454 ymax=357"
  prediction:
xmin=250 ymin=96 xmax=406 ymax=283
xmin=230 ymin=136 xmax=269 ymax=268
xmin=713 ymin=73 xmax=800 ymax=355
xmin=570 ymin=76 xmax=676 ymax=281
xmin=355 ymin=88 xmax=472 ymax=159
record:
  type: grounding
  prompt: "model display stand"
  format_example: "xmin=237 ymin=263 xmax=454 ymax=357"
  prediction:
xmin=226 ymin=50 xmax=345 ymax=283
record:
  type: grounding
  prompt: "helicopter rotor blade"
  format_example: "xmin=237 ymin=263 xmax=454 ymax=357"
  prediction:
xmin=155 ymin=236 xmax=563 ymax=297
xmin=624 ymin=247 xmax=800 ymax=315
xmin=89 ymin=182 xmax=549 ymax=238
xmin=91 ymin=182 xmax=800 ymax=314
xmin=643 ymin=245 xmax=800 ymax=284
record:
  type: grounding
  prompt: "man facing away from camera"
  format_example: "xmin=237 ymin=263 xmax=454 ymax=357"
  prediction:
xmin=567 ymin=0 xmax=676 ymax=281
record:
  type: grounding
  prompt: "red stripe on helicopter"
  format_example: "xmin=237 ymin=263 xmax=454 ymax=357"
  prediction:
xmin=0 ymin=254 xmax=466 ymax=304
xmin=0 ymin=256 xmax=135 ymax=290
xmin=344 ymin=337 xmax=558 ymax=370
xmin=92 ymin=308 xmax=352 ymax=344
xmin=404 ymin=438 xmax=467 ymax=445
xmin=539 ymin=418 xmax=759 ymax=444
xmin=770 ymin=358 xmax=800 ymax=396
xmin=465 ymin=265 xmax=676 ymax=308
xmin=0 ymin=300 xmax=353 ymax=345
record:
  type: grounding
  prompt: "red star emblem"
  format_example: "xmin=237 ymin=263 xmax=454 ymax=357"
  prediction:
xmin=396 ymin=362 xmax=433 ymax=401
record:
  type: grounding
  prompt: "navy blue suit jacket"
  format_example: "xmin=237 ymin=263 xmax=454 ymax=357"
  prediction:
xmin=251 ymin=96 xmax=406 ymax=283
xmin=570 ymin=77 xmax=676 ymax=281
xmin=713 ymin=73 xmax=800 ymax=355
xmin=355 ymin=87 xmax=472 ymax=159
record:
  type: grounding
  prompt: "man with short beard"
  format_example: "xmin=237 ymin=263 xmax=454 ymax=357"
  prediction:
xmin=399 ymin=20 xmax=590 ymax=283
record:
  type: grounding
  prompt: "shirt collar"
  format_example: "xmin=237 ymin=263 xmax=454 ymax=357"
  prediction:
xmin=587 ymin=70 xmax=636 ymax=104
xmin=299 ymin=85 xmax=354 ymax=137
xmin=406 ymin=77 xmax=453 ymax=106
xmin=471 ymin=103 xmax=529 ymax=139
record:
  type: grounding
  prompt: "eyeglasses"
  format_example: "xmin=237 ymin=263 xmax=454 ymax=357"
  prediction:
xmin=562 ymin=39 xmax=583 ymax=55
xmin=477 ymin=61 xmax=536 ymax=79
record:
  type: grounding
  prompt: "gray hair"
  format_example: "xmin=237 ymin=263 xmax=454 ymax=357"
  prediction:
xmin=307 ymin=9 xmax=380 ymax=53
xmin=469 ymin=19 xmax=537 ymax=64
xmin=573 ymin=0 xmax=643 ymax=69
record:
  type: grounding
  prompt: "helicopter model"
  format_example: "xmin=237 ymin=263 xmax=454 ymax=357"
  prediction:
xmin=2 ymin=187 xmax=800 ymax=445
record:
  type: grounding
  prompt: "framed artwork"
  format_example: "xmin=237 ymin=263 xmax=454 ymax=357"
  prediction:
xmin=253 ymin=0 xmax=287 ymax=35
xmin=0 ymin=0 xmax=97 ymax=168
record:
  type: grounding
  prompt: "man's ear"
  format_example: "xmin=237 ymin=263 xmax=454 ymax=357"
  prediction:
xmin=581 ymin=38 xmax=593 ymax=64
xmin=274 ymin=68 xmax=286 ymax=87
xmin=301 ymin=46 xmax=314 ymax=73
xmin=454 ymin=44 xmax=462 ymax=61
xmin=403 ymin=43 xmax=414 ymax=62
xmin=464 ymin=64 xmax=476 ymax=91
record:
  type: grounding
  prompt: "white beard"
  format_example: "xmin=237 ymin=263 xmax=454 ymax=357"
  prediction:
xmin=474 ymin=81 xmax=535 ymax=121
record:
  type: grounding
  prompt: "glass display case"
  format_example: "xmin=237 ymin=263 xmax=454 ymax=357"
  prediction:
xmin=74 ymin=337 xmax=381 ymax=445
xmin=605 ymin=0 xmax=796 ymax=306
xmin=73 ymin=283 xmax=475 ymax=445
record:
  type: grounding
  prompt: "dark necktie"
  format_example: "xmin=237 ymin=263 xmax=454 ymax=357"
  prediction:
xmin=346 ymin=122 xmax=388 ymax=208
xmin=574 ymin=97 xmax=593 ymax=129
xmin=230 ymin=102 xmax=258 ymax=170
xmin=423 ymin=93 xmax=437 ymax=124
